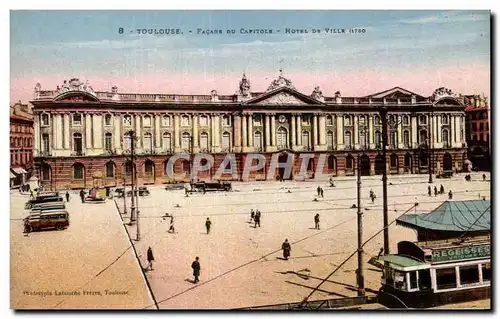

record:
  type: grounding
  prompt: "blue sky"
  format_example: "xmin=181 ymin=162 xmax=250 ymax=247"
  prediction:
xmin=10 ymin=10 xmax=491 ymax=101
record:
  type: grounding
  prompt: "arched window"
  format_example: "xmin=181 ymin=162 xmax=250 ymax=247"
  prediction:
xmin=389 ymin=131 xmax=397 ymax=148
xmin=105 ymin=162 xmax=115 ymax=178
xmin=42 ymin=164 xmax=51 ymax=181
xmin=277 ymin=127 xmax=288 ymax=149
xmin=328 ymin=155 xmax=336 ymax=170
xmin=181 ymin=115 xmax=190 ymax=126
xmin=419 ymin=115 xmax=427 ymax=125
xmin=254 ymin=131 xmax=263 ymax=150
xmin=73 ymin=163 xmax=85 ymax=180
xmin=162 ymin=132 xmax=172 ymax=152
xmin=124 ymin=161 xmax=133 ymax=177
xmin=326 ymin=115 xmax=333 ymax=126
xmin=200 ymin=132 xmax=209 ymax=150
xmin=326 ymin=131 xmax=334 ymax=148
xmin=105 ymin=114 xmax=112 ymax=126
xmin=419 ymin=130 xmax=428 ymax=144
xmin=143 ymin=132 xmax=153 ymax=152
xmin=143 ymin=115 xmax=152 ymax=127
xmin=181 ymin=132 xmax=191 ymax=150
xmin=344 ymin=131 xmax=352 ymax=148
xmin=403 ymin=130 xmax=410 ymax=147
xmin=144 ymin=160 xmax=154 ymax=177
xmin=402 ymin=115 xmax=410 ymax=126
xmin=222 ymin=132 xmax=230 ymax=150
xmin=344 ymin=115 xmax=351 ymax=126
xmin=442 ymin=129 xmax=449 ymax=148
xmin=442 ymin=114 xmax=449 ymax=125
xmin=73 ymin=133 xmax=83 ymax=154
xmin=105 ymin=133 xmax=113 ymax=151
xmin=374 ymin=131 xmax=381 ymax=148
xmin=302 ymin=131 xmax=310 ymax=148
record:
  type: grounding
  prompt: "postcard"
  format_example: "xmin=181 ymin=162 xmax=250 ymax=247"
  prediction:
xmin=10 ymin=10 xmax=491 ymax=310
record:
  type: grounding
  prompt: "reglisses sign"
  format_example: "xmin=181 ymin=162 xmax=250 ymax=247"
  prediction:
xmin=431 ymin=243 xmax=490 ymax=263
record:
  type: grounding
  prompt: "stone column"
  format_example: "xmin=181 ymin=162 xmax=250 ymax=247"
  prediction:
xmin=234 ymin=115 xmax=241 ymax=152
xmin=411 ymin=116 xmax=417 ymax=147
xmin=135 ymin=114 xmax=142 ymax=149
xmin=93 ymin=114 xmax=103 ymax=150
xmin=154 ymin=114 xmax=161 ymax=149
xmin=454 ymin=115 xmax=460 ymax=147
xmin=291 ymin=115 xmax=296 ymax=146
xmin=174 ymin=114 xmax=181 ymax=151
xmin=313 ymin=115 xmax=319 ymax=147
xmin=114 ymin=115 xmax=121 ymax=154
xmin=265 ymin=114 xmax=271 ymax=147
xmin=64 ymin=114 xmax=70 ymax=150
xmin=85 ymin=114 xmax=92 ymax=149
xmin=432 ymin=115 xmax=438 ymax=145
xmin=54 ymin=114 xmax=62 ymax=150
xmin=316 ymin=114 xmax=326 ymax=151
xmin=368 ymin=115 xmax=374 ymax=148
xmin=353 ymin=115 xmax=359 ymax=149
xmin=241 ymin=115 xmax=247 ymax=150
xmin=437 ymin=114 xmax=442 ymax=147
xmin=397 ymin=115 xmax=403 ymax=149
xmin=296 ymin=115 xmax=302 ymax=146
xmin=214 ymin=115 xmax=221 ymax=147
xmin=34 ymin=115 xmax=40 ymax=156
xmin=248 ymin=114 xmax=253 ymax=147
xmin=192 ymin=114 xmax=199 ymax=152
xmin=336 ymin=115 xmax=344 ymax=148
xmin=271 ymin=115 xmax=276 ymax=146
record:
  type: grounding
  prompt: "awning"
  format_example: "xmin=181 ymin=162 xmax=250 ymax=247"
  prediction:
xmin=12 ymin=167 xmax=27 ymax=175
xmin=10 ymin=172 xmax=15 ymax=179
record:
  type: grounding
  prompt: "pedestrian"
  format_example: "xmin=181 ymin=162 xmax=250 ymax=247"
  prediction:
xmin=147 ymin=246 xmax=154 ymax=271
xmin=79 ymin=189 xmax=85 ymax=203
xmin=191 ymin=257 xmax=201 ymax=283
xmin=317 ymin=186 xmax=321 ymax=197
xmin=65 ymin=191 xmax=70 ymax=202
xmin=23 ymin=218 xmax=32 ymax=235
xmin=250 ymin=209 xmax=255 ymax=222
xmin=282 ymin=239 xmax=291 ymax=260
xmin=371 ymin=193 xmax=376 ymax=203
xmin=320 ymin=188 xmax=324 ymax=198
xmin=448 ymin=190 xmax=453 ymax=200
xmin=329 ymin=176 xmax=335 ymax=187
xmin=314 ymin=214 xmax=320 ymax=230
xmin=434 ymin=186 xmax=438 ymax=197
xmin=29 ymin=190 xmax=34 ymax=199
xmin=254 ymin=211 xmax=261 ymax=228
xmin=205 ymin=217 xmax=212 ymax=234
xmin=168 ymin=216 xmax=175 ymax=233
xmin=440 ymin=185 xmax=444 ymax=195
xmin=483 ymin=173 xmax=486 ymax=181
xmin=428 ymin=186 xmax=432 ymax=197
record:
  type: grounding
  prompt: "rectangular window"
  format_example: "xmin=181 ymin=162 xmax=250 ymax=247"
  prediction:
xmin=459 ymin=265 xmax=480 ymax=286
xmin=481 ymin=263 xmax=491 ymax=282
xmin=199 ymin=116 xmax=208 ymax=126
xmin=436 ymin=267 xmax=457 ymax=290
xmin=72 ymin=114 xmax=82 ymax=126
xmin=105 ymin=115 xmax=112 ymax=126
xmin=162 ymin=116 xmax=171 ymax=127
xmin=253 ymin=115 xmax=262 ymax=126
xmin=409 ymin=271 xmax=418 ymax=290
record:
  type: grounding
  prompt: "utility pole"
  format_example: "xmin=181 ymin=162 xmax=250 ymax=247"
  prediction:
xmin=380 ymin=107 xmax=390 ymax=255
xmin=356 ymin=154 xmax=365 ymax=296
xmin=129 ymin=130 xmax=136 ymax=225
xmin=428 ymin=105 xmax=434 ymax=184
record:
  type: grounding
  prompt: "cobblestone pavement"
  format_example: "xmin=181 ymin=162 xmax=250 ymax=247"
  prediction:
xmin=10 ymin=191 xmax=153 ymax=309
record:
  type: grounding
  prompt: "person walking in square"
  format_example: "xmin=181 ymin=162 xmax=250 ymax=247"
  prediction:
xmin=147 ymin=247 xmax=155 ymax=271
xmin=205 ymin=217 xmax=212 ymax=234
xmin=254 ymin=211 xmax=261 ymax=228
xmin=439 ymin=185 xmax=444 ymax=195
xmin=250 ymin=209 xmax=255 ymax=223
xmin=282 ymin=239 xmax=291 ymax=260
xmin=483 ymin=173 xmax=486 ymax=181
xmin=65 ymin=191 xmax=70 ymax=202
xmin=79 ymin=189 xmax=85 ymax=203
xmin=314 ymin=214 xmax=320 ymax=230
xmin=448 ymin=190 xmax=453 ymax=200
xmin=428 ymin=186 xmax=432 ymax=197
xmin=191 ymin=257 xmax=201 ymax=283
xmin=434 ymin=186 xmax=438 ymax=197
xmin=320 ymin=188 xmax=324 ymax=198
xmin=317 ymin=186 xmax=321 ymax=197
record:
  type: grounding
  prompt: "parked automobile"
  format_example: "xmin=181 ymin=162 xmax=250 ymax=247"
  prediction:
xmin=24 ymin=210 xmax=69 ymax=231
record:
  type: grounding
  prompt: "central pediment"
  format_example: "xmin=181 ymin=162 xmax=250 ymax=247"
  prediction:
xmin=244 ymin=87 xmax=323 ymax=106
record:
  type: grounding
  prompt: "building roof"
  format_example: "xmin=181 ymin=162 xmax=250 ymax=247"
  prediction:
xmin=368 ymin=254 xmax=429 ymax=271
xmin=397 ymin=200 xmax=490 ymax=233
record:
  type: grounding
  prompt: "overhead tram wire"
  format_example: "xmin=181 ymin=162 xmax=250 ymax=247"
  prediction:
xmin=299 ymin=203 xmax=419 ymax=308
xmin=457 ymin=205 xmax=491 ymax=241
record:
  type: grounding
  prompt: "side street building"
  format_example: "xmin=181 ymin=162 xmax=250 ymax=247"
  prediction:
xmin=10 ymin=102 xmax=34 ymax=187
xmin=464 ymin=95 xmax=490 ymax=171
xmin=31 ymin=75 xmax=468 ymax=190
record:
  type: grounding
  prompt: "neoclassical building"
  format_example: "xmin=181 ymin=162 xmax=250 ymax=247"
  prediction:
xmin=31 ymin=74 xmax=468 ymax=190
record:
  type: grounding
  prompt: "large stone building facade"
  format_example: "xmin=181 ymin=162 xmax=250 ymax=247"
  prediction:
xmin=31 ymin=75 xmax=468 ymax=190
xmin=463 ymin=94 xmax=490 ymax=171
xmin=10 ymin=102 xmax=34 ymax=187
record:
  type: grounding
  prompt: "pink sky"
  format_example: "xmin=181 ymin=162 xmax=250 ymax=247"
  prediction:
xmin=10 ymin=63 xmax=490 ymax=104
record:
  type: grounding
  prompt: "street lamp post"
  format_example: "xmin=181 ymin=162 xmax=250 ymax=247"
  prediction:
xmin=128 ymin=130 xmax=136 ymax=225
xmin=428 ymin=105 xmax=434 ymax=183
xmin=379 ymin=108 xmax=402 ymax=255
xmin=356 ymin=125 xmax=367 ymax=296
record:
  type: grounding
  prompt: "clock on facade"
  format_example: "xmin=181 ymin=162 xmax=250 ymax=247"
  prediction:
xmin=278 ymin=115 xmax=287 ymax=123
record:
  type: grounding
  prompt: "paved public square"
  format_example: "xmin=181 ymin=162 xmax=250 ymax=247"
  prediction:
xmin=10 ymin=172 xmax=491 ymax=309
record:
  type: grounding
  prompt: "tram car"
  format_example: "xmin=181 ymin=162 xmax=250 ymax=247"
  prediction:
xmin=192 ymin=181 xmax=232 ymax=192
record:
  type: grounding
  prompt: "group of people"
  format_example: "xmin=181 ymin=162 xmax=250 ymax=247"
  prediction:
xmin=316 ymin=186 xmax=325 ymax=198
xmin=250 ymin=209 xmax=261 ymax=228
xmin=428 ymin=185 xmax=453 ymax=199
